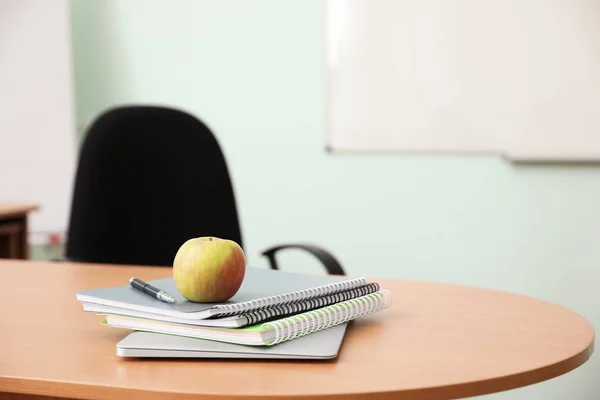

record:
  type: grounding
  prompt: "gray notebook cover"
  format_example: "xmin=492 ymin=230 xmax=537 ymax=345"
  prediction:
xmin=116 ymin=323 xmax=349 ymax=359
xmin=77 ymin=266 xmax=354 ymax=318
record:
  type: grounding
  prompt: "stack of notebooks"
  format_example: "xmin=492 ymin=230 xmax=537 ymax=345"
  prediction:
xmin=76 ymin=266 xmax=392 ymax=359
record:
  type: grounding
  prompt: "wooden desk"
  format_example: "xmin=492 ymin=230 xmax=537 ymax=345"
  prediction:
xmin=0 ymin=203 xmax=38 ymax=259
xmin=0 ymin=260 xmax=594 ymax=400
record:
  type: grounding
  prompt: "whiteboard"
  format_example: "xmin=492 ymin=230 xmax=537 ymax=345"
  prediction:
xmin=325 ymin=0 xmax=600 ymax=159
xmin=0 ymin=0 xmax=77 ymax=242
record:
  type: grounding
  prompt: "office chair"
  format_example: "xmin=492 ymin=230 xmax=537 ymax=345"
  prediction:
xmin=64 ymin=105 xmax=345 ymax=275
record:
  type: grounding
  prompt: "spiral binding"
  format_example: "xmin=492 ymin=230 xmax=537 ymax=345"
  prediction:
xmin=212 ymin=277 xmax=368 ymax=317
xmin=261 ymin=290 xmax=392 ymax=345
xmin=242 ymin=282 xmax=380 ymax=326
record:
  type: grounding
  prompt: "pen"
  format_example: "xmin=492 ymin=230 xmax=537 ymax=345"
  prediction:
xmin=129 ymin=277 xmax=177 ymax=304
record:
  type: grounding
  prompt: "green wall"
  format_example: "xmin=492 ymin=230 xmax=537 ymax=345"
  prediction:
xmin=68 ymin=1 xmax=598 ymax=398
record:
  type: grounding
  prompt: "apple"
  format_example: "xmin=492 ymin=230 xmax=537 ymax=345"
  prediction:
xmin=172 ymin=236 xmax=246 ymax=302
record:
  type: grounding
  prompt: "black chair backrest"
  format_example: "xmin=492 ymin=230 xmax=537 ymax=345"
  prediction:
xmin=65 ymin=105 xmax=242 ymax=267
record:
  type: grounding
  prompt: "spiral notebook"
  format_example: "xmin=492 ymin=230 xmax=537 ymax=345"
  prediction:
xmin=102 ymin=290 xmax=392 ymax=346
xmin=77 ymin=266 xmax=376 ymax=327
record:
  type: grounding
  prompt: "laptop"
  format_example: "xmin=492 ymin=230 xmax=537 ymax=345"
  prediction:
xmin=116 ymin=323 xmax=348 ymax=360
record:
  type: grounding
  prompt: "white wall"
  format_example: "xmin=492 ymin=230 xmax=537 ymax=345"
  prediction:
xmin=0 ymin=0 xmax=77 ymax=240
xmin=69 ymin=1 xmax=598 ymax=398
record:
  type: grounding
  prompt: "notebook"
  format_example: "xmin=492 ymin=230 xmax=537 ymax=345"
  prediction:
xmin=116 ymin=324 xmax=349 ymax=359
xmin=102 ymin=290 xmax=392 ymax=346
xmin=77 ymin=266 xmax=376 ymax=328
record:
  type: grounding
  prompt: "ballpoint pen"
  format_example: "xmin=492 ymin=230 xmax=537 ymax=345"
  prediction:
xmin=129 ymin=277 xmax=178 ymax=304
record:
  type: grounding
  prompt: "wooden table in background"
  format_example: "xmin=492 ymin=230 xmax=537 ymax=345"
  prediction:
xmin=0 ymin=260 xmax=594 ymax=400
xmin=0 ymin=203 xmax=38 ymax=259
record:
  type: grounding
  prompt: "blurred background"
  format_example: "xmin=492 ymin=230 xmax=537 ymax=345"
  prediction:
xmin=1 ymin=0 xmax=599 ymax=398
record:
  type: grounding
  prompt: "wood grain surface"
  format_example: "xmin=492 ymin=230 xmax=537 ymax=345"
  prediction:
xmin=0 ymin=203 xmax=39 ymax=219
xmin=0 ymin=260 xmax=594 ymax=400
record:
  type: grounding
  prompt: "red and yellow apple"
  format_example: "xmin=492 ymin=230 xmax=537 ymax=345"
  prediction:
xmin=172 ymin=236 xmax=246 ymax=302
